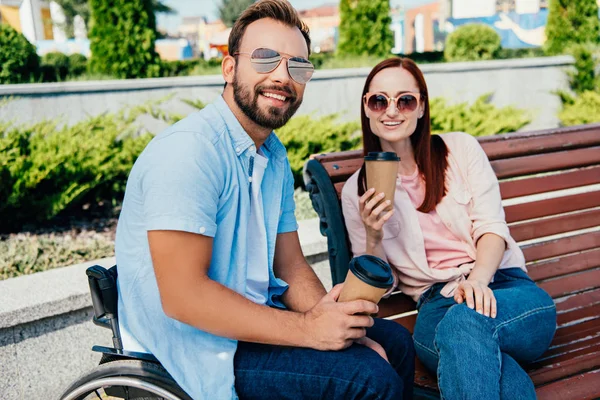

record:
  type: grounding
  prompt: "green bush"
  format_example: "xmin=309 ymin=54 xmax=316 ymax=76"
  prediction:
xmin=0 ymin=24 xmax=40 ymax=84
xmin=68 ymin=53 xmax=88 ymax=77
xmin=430 ymin=94 xmax=531 ymax=136
xmin=162 ymin=59 xmax=201 ymax=77
xmin=0 ymin=113 xmax=152 ymax=233
xmin=558 ymin=90 xmax=600 ymax=126
xmin=566 ymin=43 xmax=598 ymax=94
xmin=497 ymin=47 xmax=546 ymax=59
xmin=444 ymin=24 xmax=502 ymax=62
xmin=276 ymin=115 xmax=361 ymax=187
xmin=544 ymin=0 xmax=600 ymax=56
xmin=88 ymin=0 xmax=162 ymax=79
xmin=337 ymin=0 xmax=394 ymax=57
xmin=40 ymin=52 xmax=71 ymax=81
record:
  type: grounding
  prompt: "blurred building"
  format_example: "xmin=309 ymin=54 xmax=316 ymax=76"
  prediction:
xmin=298 ymin=4 xmax=339 ymax=53
xmin=0 ymin=0 xmax=54 ymax=42
xmin=155 ymin=38 xmax=194 ymax=61
xmin=402 ymin=0 xmax=559 ymax=53
xmin=178 ymin=16 xmax=228 ymax=59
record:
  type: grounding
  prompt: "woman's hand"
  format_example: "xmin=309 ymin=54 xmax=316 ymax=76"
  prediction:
xmin=359 ymin=188 xmax=394 ymax=244
xmin=454 ymin=278 xmax=497 ymax=318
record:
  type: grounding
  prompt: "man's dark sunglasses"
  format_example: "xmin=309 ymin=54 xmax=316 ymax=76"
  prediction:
xmin=234 ymin=47 xmax=315 ymax=84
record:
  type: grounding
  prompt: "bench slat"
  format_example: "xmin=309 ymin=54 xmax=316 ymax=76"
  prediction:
xmin=527 ymin=249 xmax=600 ymax=282
xmin=522 ymin=231 xmax=600 ymax=263
xmin=314 ymin=149 xmax=362 ymax=163
xmin=552 ymin=318 xmax=600 ymax=347
xmin=377 ymin=293 xmax=416 ymax=319
xmin=529 ymin=348 xmax=600 ymax=386
xmin=499 ymin=166 xmax=600 ymax=199
xmin=537 ymin=334 xmax=600 ymax=361
xmin=321 ymin=158 xmax=363 ymax=183
xmin=334 ymin=182 xmax=346 ymax=199
xmin=479 ymin=125 xmax=600 ymax=160
xmin=490 ymin=146 xmax=600 ymax=179
xmin=389 ymin=313 xmax=418 ymax=334
xmin=538 ymin=268 xmax=600 ymax=299
xmin=534 ymin=369 xmax=600 ymax=400
xmin=557 ymin=303 xmax=600 ymax=327
xmin=504 ymin=190 xmax=600 ymax=224
xmin=509 ymin=208 xmax=600 ymax=242
xmin=555 ymin=288 xmax=600 ymax=314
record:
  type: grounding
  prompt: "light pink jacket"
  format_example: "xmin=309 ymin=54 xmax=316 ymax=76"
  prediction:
xmin=341 ymin=132 xmax=527 ymax=302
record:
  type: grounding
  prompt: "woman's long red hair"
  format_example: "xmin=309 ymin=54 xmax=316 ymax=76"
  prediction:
xmin=358 ymin=57 xmax=448 ymax=213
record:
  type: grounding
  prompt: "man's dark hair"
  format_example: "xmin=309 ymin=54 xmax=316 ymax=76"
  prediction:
xmin=229 ymin=0 xmax=311 ymax=57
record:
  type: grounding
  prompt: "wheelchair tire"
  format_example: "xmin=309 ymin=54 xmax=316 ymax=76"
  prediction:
xmin=60 ymin=359 xmax=193 ymax=400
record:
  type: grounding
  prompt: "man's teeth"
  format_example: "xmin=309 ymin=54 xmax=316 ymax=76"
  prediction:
xmin=263 ymin=92 xmax=287 ymax=101
xmin=383 ymin=121 xmax=402 ymax=126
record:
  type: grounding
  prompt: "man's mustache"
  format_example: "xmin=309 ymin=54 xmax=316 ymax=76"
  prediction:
xmin=257 ymin=85 xmax=297 ymax=101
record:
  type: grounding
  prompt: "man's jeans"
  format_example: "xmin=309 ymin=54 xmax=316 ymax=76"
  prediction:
xmin=234 ymin=318 xmax=415 ymax=399
xmin=413 ymin=267 xmax=557 ymax=400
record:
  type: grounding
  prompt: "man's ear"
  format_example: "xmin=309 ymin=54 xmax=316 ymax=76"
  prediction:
xmin=222 ymin=55 xmax=235 ymax=84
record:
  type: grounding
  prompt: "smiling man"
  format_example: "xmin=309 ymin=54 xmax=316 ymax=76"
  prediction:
xmin=114 ymin=1 xmax=415 ymax=399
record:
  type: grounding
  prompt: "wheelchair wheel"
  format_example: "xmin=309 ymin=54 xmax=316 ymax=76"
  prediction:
xmin=60 ymin=359 xmax=193 ymax=400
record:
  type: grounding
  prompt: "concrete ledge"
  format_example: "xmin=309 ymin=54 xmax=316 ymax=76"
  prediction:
xmin=0 ymin=218 xmax=327 ymax=330
xmin=0 ymin=56 xmax=573 ymax=96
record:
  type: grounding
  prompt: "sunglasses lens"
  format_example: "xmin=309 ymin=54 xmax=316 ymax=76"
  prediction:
xmin=288 ymin=57 xmax=314 ymax=84
xmin=398 ymin=94 xmax=418 ymax=112
xmin=250 ymin=48 xmax=281 ymax=73
xmin=367 ymin=94 xmax=389 ymax=112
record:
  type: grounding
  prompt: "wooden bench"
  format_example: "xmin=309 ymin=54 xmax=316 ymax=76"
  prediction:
xmin=303 ymin=123 xmax=600 ymax=400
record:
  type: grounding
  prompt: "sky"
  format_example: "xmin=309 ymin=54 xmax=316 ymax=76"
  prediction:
xmin=157 ymin=0 xmax=435 ymax=34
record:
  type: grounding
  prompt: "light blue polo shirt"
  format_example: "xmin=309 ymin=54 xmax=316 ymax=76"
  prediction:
xmin=115 ymin=95 xmax=298 ymax=399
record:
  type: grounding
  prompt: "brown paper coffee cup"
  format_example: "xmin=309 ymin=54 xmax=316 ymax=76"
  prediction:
xmin=365 ymin=152 xmax=400 ymax=211
xmin=338 ymin=255 xmax=394 ymax=306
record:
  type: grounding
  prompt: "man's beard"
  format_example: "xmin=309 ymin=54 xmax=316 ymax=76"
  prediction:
xmin=232 ymin=74 xmax=302 ymax=130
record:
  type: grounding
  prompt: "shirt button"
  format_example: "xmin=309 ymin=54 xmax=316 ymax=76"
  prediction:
xmin=236 ymin=146 xmax=241 ymax=152
xmin=248 ymin=177 xmax=253 ymax=182
xmin=199 ymin=227 xmax=206 ymax=234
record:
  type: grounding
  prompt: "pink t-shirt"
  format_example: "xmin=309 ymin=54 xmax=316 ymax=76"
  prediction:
xmin=400 ymin=168 xmax=474 ymax=270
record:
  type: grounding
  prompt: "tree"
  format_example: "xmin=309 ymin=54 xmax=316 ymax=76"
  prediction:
xmin=88 ymin=0 xmax=162 ymax=79
xmin=544 ymin=0 xmax=600 ymax=55
xmin=337 ymin=0 xmax=394 ymax=57
xmin=53 ymin=0 xmax=174 ymax=39
xmin=0 ymin=24 xmax=40 ymax=84
xmin=219 ymin=0 xmax=255 ymax=27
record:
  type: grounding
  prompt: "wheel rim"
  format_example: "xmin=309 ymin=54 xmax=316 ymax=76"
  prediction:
xmin=61 ymin=376 xmax=183 ymax=400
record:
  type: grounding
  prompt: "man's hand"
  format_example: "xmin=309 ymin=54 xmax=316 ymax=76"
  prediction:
xmin=355 ymin=336 xmax=389 ymax=363
xmin=454 ymin=278 xmax=497 ymax=318
xmin=302 ymin=284 xmax=378 ymax=351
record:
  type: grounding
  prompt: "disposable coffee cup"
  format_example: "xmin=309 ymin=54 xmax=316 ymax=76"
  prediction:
xmin=338 ymin=255 xmax=394 ymax=306
xmin=365 ymin=152 xmax=400 ymax=211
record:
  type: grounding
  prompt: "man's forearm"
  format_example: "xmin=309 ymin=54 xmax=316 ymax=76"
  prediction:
xmin=163 ymin=276 xmax=311 ymax=347
xmin=278 ymin=260 xmax=327 ymax=312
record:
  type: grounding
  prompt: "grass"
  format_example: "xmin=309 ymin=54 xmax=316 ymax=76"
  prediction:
xmin=0 ymin=230 xmax=114 ymax=280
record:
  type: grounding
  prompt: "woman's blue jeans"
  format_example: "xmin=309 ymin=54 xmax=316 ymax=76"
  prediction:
xmin=234 ymin=317 xmax=415 ymax=399
xmin=413 ymin=267 xmax=557 ymax=400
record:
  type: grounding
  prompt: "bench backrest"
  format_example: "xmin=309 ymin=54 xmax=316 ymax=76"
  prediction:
xmin=303 ymin=124 xmax=600 ymax=327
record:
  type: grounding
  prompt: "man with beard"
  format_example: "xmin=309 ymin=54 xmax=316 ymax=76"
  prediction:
xmin=114 ymin=1 xmax=415 ymax=399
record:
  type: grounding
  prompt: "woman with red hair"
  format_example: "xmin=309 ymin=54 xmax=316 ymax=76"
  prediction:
xmin=341 ymin=57 xmax=556 ymax=399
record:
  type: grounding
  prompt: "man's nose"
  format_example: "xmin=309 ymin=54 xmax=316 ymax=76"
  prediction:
xmin=269 ymin=58 xmax=291 ymax=85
